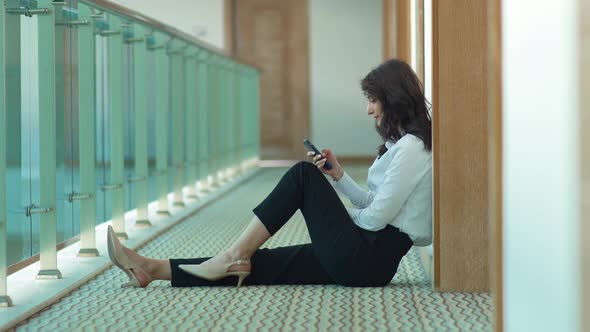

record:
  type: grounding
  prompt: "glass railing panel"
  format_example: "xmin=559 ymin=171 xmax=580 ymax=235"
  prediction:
xmin=122 ymin=20 xmax=135 ymax=213
xmin=184 ymin=47 xmax=198 ymax=197
xmin=196 ymin=51 xmax=209 ymax=187
xmin=55 ymin=0 xmax=76 ymax=244
xmin=2 ymin=0 xmax=261 ymax=286
xmin=152 ymin=31 xmax=169 ymax=214
xmin=0 ymin=0 xmax=9 ymax=306
xmin=146 ymin=32 xmax=158 ymax=204
xmin=209 ymin=56 xmax=220 ymax=180
xmin=5 ymin=0 xmax=31 ymax=267
xmin=168 ymin=39 xmax=185 ymax=206
xmin=94 ymin=12 xmax=108 ymax=226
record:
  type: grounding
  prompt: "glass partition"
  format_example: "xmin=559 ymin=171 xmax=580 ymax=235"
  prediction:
xmin=1 ymin=0 xmax=260 ymax=303
xmin=5 ymin=1 xmax=32 ymax=267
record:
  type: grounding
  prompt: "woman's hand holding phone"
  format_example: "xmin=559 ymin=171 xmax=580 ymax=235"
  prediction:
xmin=307 ymin=149 xmax=344 ymax=181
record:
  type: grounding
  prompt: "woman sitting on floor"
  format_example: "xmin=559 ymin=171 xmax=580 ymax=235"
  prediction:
xmin=107 ymin=58 xmax=433 ymax=288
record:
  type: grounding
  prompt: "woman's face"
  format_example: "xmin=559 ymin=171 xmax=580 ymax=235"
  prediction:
xmin=367 ymin=98 xmax=384 ymax=126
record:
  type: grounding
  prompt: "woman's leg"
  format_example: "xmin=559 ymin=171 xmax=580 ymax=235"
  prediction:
xmin=120 ymin=241 xmax=336 ymax=287
xmin=188 ymin=215 xmax=271 ymax=276
xmin=251 ymin=161 xmax=371 ymax=285
xmin=181 ymin=161 xmax=373 ymax=286
xmin=116 ymin=215 xmax=270 ymax=286
xmin=118 ymin=246 xmax=171 ymax=285
xmin=170 ymin=244 xmax=335 ymax=287
xmin=126 ymin=161 xmax=373 ymax=287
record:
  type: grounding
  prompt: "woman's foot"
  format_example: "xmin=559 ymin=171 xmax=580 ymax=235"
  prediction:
xmin=206 ymin=252 xmax=252 ymax=273
xmin=107 ymin=226 xmax=153 ymax=288
xmin=178 ymin=251 xmax=252 ymax=286
xmin=121 ymin=247 xmax=153 ymax=287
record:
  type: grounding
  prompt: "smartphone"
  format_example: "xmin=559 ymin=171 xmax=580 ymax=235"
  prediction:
xmin=303 ymin=139 xmax=333 ymax=170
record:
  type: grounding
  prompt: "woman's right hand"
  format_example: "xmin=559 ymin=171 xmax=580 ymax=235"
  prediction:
xmin=307 ymin=149 xmax=344 ymax=181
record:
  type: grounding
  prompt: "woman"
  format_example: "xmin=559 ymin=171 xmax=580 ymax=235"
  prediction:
xmin=107 ymin=59 xmax=432 ymax=288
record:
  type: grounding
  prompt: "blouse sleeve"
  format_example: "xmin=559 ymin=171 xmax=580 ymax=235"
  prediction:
xmin=332 ymin=171 xmax=375 ymax=209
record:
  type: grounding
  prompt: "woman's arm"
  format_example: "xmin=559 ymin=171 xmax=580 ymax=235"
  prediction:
xmin=349 ymin=142 xmax=430 ymax=231
xmin=332 ymin=171 xmax=375 ymax=208
xmin=309 ymin=149 xmax=374 ymax=208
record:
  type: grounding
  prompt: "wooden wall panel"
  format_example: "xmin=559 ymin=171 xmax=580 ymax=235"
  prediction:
xmin=383 ymin=0 xmax=395 ymax=60
xmin=396 ymin=0 xmax=411 ymax=62
xmin=414 ymin=0 xmax=424 ymax=82
xmin=233 ymin=0 xmax=310 ymax=160
xmin=432 ymin=0 xmax=490 ymax=292
xmin=224 ymin=0 xmax=235 ymax=55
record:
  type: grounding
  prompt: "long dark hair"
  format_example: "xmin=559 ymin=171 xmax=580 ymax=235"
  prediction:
xmin=361 ymin=59 xmax=432 ymax=157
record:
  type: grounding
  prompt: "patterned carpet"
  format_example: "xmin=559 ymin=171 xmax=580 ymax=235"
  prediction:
xmin=12 ymin=167 xmax=492 ymax=332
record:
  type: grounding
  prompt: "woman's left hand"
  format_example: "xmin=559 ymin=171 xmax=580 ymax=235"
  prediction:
xmin=307 ymin=149 xmax=344 ymax=181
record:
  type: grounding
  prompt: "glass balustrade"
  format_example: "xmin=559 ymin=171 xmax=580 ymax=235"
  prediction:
xmin=0 ymin=0 xmax=260 ymax=306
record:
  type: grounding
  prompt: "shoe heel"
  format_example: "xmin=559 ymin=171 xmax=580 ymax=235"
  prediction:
xmin=229 ymin=271 xmax=250 ymax=288
xmin=121 ymin=277 xmax=141 ymax=288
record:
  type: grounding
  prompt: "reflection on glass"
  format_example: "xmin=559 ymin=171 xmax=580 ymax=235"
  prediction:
xmin=95 ymin=34 xmax=111 ymax=225
xmin=147 ymin=49 xmax=158 ymax=203
xmin=123 ymin=31 xmax=135 ymax=213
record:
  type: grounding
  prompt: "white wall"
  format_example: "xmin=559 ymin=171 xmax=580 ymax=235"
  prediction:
xmin=503 ymin=1 xmax=581 ymax=331
xmin=309 ymin=0 xmax=383 ymax=157
xmin=111 ymin=0 xmax=225 ymax=49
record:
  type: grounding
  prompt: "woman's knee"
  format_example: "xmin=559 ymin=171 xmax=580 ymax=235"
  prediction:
xmin=288 ymin=161 xmax=317 ymax=178
xmin=292 ymin=160 xmax=314 ymax=171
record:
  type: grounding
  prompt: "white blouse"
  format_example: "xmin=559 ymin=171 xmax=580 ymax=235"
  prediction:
xmin=332 ymin=134 xmax=433 ymax=246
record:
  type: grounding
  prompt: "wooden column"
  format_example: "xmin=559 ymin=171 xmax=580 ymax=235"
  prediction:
xmin=224 ymin=0 xmax=236 ymax=56
xmin=432 ymin=0 xmax=489 ymax=292
xmin=414 ymin=0 xmax=424 ymax=82
xmin=396 ymin=0 xmax=411 ymax=63
xmin=382 ymin=0 xmax=395 ymax=60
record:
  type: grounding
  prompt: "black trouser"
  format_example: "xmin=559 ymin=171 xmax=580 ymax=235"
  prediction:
xmin=169 ymin=161 xmax=413 ymax=287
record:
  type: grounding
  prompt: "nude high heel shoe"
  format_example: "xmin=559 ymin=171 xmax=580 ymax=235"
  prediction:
xmin=178 ymin=259 xmax=251 ymax=287
xmin=107 ymin=225 xmax=152 ymax=288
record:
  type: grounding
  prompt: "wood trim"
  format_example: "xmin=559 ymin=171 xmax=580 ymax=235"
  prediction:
xmin=488 ymin=0 xmax=503 ymax=330
xmin=431 ymin=0 xmax=440 ymax=290
xmin=382 ymin=0 xmax=395 ymax=60
xmin=224 ymin=0 xmax=236 ymax=56
xmin=580 ymin=0 xmax=590 ymax=330
xmin=234 ymin=0 xmax=309 ymax=159
xmin=396 ymin=0 xmax=411 ymax=62
xmin=415 ymin=0 xmax=425 ymax=82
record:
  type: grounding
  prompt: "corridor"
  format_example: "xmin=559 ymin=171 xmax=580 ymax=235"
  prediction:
xmin=12 ymin=168 xmax=491 ymax=331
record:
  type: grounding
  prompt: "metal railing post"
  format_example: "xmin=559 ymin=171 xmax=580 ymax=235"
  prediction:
xmin=106 ymin=15 xmax=127 ymax=240
xmin=34 ymin=0 xmax=61 ymax=280
xmin=129 ymin=24 xmax=150 ymax=227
